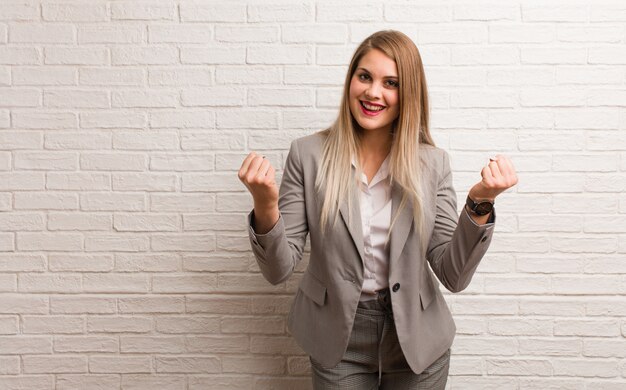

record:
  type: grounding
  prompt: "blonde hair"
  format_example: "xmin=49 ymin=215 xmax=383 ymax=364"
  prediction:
xmin=315 ymin=30 xmax=435 ymax=247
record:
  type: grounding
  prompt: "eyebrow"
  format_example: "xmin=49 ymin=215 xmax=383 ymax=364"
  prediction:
xmin=357 ymin=67 xmax=398 ymax=79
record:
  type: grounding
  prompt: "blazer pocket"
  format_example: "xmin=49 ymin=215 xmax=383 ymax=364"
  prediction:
xmin=299 ymin=271 xmax=327 ymax=306
xmin=420 ymin=285 xmax=435 ymax=311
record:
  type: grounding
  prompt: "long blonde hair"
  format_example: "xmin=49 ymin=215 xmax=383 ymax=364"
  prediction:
xmin=315 ymin=30 xmax=435 ymax=247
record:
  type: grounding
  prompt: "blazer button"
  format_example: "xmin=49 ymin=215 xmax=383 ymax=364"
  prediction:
xmin=481 ymin=236 xmax=487 ymax=243
xmin=392 ymin=283 xmax=400 ymax=292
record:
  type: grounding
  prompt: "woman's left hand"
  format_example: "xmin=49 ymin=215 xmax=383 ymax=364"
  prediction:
xmin=468 ymin=154 xmax=518 ymax=201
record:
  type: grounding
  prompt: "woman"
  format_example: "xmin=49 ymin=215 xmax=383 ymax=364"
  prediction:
xmin=239 ymin=30 xmax=517 ymax=389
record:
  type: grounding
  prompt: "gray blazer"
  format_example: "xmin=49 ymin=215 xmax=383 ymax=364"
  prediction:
xmin=247 ymin=132 xmax=495 ymax=374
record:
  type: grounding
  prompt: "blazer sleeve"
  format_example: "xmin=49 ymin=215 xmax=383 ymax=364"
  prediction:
xmin=246 ymin=139 xmax=309 ymax=285
xmin=425 ymin=149 xmax=496 ymax=293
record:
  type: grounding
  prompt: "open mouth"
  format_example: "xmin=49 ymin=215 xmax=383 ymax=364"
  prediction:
xmin=360 ymin=101 xmax=385 ymax=116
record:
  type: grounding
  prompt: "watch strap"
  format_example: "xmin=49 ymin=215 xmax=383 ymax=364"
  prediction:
xmin=466 ymin=196 xmax=494 ymax=216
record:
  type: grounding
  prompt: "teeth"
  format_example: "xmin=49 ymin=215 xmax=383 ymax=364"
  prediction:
xmin=362 ymin=102 xmax=384 ymax=111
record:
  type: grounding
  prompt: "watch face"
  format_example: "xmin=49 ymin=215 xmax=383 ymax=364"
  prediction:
xmin=475 ymin=202 xmax=493 ymax=215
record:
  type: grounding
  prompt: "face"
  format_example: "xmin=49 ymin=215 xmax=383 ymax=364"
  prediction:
xmin=349 ymin=48 xmax=400 ymax=135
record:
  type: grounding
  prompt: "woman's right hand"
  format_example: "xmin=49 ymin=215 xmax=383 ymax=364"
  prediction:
xmin=238 ymin=152 xmax=279 ymax=208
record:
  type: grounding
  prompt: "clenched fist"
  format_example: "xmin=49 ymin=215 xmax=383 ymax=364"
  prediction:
xmin=239 ymin=152 xmax=280 ymax=234
xmin=469 ymin=154 xmax=518 ymax=201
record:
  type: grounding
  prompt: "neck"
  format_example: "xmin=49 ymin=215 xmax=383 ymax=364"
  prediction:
xmin=358 ymin=128 xmax=393 ymax=158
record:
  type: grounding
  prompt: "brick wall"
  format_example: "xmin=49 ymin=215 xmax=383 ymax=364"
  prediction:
xmin=0 ymin=1 xmax=625 ymax=389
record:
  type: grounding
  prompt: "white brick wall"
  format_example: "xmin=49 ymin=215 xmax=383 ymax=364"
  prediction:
xmin=0 ymin=0 xmax=624 ymax=389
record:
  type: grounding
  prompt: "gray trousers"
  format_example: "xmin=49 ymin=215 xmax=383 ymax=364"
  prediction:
xmin=310 ymin=288 xmax=450 ymax=390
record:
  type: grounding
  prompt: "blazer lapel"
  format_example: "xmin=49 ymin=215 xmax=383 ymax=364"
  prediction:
xmin=389 ymin=181 xmax=414 ymax=266
xmin=340 ymin=178 xmax=414 ymax=268
xmin=339 ymin=188 xmax=365 ymax=264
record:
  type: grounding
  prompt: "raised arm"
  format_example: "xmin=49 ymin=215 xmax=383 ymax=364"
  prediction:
xmin=426 ymin=150 xmax=517 ymax=293
xmin=239 ymin=140 xmax=309 ymax=285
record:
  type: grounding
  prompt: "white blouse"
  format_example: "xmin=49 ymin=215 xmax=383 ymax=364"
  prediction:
xmin=354 ymin=155 xmax=392 ymax=301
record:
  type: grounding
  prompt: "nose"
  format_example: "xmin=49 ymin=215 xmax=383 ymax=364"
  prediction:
xmin=365 ymin=82 xmax=383 ymax=100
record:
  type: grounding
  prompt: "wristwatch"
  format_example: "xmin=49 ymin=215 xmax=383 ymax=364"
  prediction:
xmin=465 ymin=196 xmax=494 ymax=216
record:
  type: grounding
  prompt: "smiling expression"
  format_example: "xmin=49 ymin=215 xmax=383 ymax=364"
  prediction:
xmin=349 ymin=48 xmax=400 ymax=135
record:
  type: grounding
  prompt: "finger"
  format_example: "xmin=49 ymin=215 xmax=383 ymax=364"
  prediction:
xmin=239 ymin=152 xmax=258 ymax=180
xmin=257 ymin=158 xmax=271 ymax=179
xmin=488 ymin=160 xmax=503 ymax=181
xmin=481 ymin=165 xmax=495 ymax=185
xmin=497 ymin=156 xmax=514 ymax=178
xmin=494 ymin=155 xmax=509 ymax=176
xmin=492 ymin=154 xmax=514 ymax=175
xmin=266 ymin=165 xmax=277 ymax=187
xmin=245 ymin=156 xmax=266 ymax=182
xmin=497 ymin=156 xmax=518 ymax=185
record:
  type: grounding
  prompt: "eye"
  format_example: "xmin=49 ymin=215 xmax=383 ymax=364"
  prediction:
xmin=386 ymin=80 xmax=399 ymax=88
xmin=358 ymin=73 xmax=371 ymax=81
